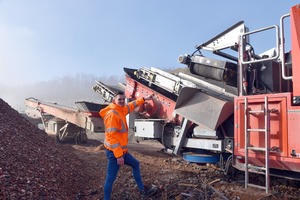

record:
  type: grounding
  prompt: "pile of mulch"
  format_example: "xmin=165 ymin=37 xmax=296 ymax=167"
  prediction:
xmin=0 ymin=98 xmax=93 ymax=199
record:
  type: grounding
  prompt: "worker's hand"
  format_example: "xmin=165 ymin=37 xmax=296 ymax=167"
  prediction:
xmin=117 ymin=156 xmax=124 ymax=166
xmin=144 ymin=94 xmax=154 ymax=101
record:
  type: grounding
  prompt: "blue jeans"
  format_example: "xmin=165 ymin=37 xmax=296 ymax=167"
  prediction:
xmin=104 ymin=149 xmax=144 ymax=200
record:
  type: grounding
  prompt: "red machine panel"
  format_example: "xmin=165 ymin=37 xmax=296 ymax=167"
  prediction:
xmin=287 ymin=93 xmax=300 ymax=165
xmin=124 ymin=75 xmax=181 ymax=125
xmin=234 ymin=93 xmax=300 ymax=172
xmin=291 ymin=5 xmax=300 ymax=96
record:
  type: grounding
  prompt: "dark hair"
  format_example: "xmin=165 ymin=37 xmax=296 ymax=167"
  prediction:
xmin=114 ymin=91 xmax=125 ymax=97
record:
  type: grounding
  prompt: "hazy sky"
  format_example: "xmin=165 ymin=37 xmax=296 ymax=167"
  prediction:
xmin=0 ymin=1 xmax=299 ymax=87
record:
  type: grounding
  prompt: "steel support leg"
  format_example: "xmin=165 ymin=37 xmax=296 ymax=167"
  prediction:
xmin=173 ymin=118 xmax=189 ymax=155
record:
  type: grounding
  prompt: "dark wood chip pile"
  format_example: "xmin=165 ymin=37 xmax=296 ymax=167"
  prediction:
xmin=0 ymin=99 xmax=89 ymax=199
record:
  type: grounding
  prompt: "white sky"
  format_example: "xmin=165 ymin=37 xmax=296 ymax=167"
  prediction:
xmin=0 ymin=0 xmax=299 ymax=86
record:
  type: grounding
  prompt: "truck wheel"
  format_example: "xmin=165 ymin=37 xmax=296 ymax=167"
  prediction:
xmin=75 ymin=131 xmax=88 ymax=144
xmin=56 ymin=130 xmax=65 ymax=143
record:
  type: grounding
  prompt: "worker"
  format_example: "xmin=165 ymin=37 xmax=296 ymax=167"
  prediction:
xmin=99 ymin=91 xmax=157 ymax=200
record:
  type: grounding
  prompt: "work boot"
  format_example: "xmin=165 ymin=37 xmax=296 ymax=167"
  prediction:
xmin=141 ymin=185 xmax=158 ymax=199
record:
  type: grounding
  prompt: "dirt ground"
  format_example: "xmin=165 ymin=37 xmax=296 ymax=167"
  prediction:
xmin=69 ymin=137 xmax=300 ymax=200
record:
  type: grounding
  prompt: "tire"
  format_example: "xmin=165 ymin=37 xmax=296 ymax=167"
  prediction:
xmin=76 ymin=131 xmax=88 ymax=144
xmin=56 ymin=130 xmax=65 ymax=143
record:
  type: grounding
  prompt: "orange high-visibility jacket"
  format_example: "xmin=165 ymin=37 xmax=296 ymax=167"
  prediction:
xmin=99 ymin=98 xmax=145 ymax=158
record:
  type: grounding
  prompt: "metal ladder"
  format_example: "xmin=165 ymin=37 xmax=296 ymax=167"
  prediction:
xmin=244 ymin=96 xmax=270 ymax=193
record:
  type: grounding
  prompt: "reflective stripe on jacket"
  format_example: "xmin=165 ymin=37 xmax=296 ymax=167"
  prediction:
xmin=99 ymin=98 xmax=145 ymax=158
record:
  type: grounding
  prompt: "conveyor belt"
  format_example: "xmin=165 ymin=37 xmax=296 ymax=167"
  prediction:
xmin=124 ymin=67 xmax=237 ymax=102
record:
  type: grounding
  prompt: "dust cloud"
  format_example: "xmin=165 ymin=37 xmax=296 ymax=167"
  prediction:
xmin=0 ymin=74 xmax=124 ymax=112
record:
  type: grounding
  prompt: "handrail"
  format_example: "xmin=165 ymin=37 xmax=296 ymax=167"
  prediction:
xmin=241 ymin=25 xmax=280 ymax=65
xmin=280 ymin=13 xmax=292 ymax=80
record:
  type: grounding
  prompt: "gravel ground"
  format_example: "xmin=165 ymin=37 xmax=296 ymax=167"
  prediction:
xmin=1 ymin=98 xmax=300 ymax=200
